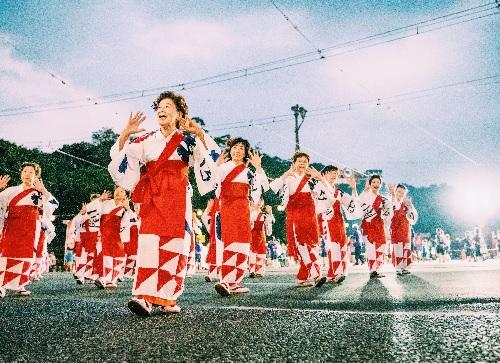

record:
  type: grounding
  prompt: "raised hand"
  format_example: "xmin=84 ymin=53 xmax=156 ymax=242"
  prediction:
xmin=179 ymin=117 xmax=200 ymax=135
xmin=248 ymin=150 xmax=262 ymax=171
xmin=0 ymin=175 xmax=10 ymax=190
xmin=265 ymin=205 xmax=273 ymax=214
xmin=100 ymin=190 xmax=112 ymax=201
xmin=388 ymin=183 xmax=395 ymax=196
xmin=306 ymin=166 xmax=322 ymax=180
xmin=282 ymin=166 xmax=295 ymax=179
xmin=33 ymin=178 xmax=48 ymax=196
xmin=79 ymin=203 xmax=87 ymax=215
xmin=119 ymin=112 xmax=147 ymax=150
xmin=216 ymin=150 xmax=230 ymax=166
xmin=124 ymin=112 xmax=146 ymax=137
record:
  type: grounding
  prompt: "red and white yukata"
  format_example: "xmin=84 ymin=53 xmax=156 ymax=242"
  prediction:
xmin=109 ymin=129 xmax=218 ymax=308
xmin=73 ymin=200 xmax=102 ymax=283
xmin=270 ymin=173 xmax=333 ymax=285
xmin=215 ymin=161 xmax=268 ymax=292
xmin=123 ymin=214 xmax=139 ymax=279
xmin=358 ymin=190 xmax=393 ymax=274
xmin=31 ymin=209 xmax=57 ymax=280
xmin=85 ymin=199 xmax=134 ymax=287
xmin=201 ymin=198 xmax=222 ymax=282
xmin=390 ymin=200 xmax=418 ymax=273
xmin=318 ymin=186 xmax=358 ymax=282
xmin=0 ymin=185 xmax=58 ymax=296
xmin=249 ymin=209 xmax=274 ymax=276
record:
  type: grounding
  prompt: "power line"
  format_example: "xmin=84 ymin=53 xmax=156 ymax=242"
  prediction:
xmin=54 ymin=150 xmax=107 ymax=169
xmin=206 ymin=74 xmax=499 ymax=130
xmin=0 ymin=3 xmax=497 ymax=116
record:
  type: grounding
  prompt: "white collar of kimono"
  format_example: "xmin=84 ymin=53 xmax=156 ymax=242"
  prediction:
xmin=155 ymin=128 xmax=180 ymax=141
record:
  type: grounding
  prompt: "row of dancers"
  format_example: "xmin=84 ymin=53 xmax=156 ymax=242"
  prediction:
xmin=0 ymin=91 xmax=418 ymax=317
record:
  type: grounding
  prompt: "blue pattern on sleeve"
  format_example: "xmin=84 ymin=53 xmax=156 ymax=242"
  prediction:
xmin=118 ymin=155 xmax=128 ymax=174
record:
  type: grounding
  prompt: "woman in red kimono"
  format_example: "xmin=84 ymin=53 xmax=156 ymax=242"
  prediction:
xmin=0 ymin=163 xmax=58 ymax=298
xmin=213 ymin=138 xmax=269 ymax=297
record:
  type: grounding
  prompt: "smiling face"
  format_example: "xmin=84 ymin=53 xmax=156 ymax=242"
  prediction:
xmin=155 ymin=98 xmax=179 ymax=129
xmin=369 ymin=177 xmax=381 ymax=193
xmin=324 ymin=170 xmax=339 ymax=184
xmin=396 ymin=186 xmax=407 ymax=201
xmin=230 ymin=142 xmax=246 ymax=164
xmin=113 ymin=187 xmax=127 ymax=202
xmin=293 ymin=156 xmax=309 ymax=173
xmin=20 ymin=166 xmax=36 ymax=186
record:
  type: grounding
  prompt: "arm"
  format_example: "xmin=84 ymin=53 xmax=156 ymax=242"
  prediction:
xmin=405 ymin=198 xmax=419 ymax=225
xmin=192 ymin=132 xmax=220 ymax=196
xmin=264 ymin=207 xmax=274 ymax=237
xmin=108 ymin=113 xmax=148 ymax=192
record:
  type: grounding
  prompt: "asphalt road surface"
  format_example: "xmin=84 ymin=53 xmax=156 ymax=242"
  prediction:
xmin=1 ymin=261 xmax=499 ymax=362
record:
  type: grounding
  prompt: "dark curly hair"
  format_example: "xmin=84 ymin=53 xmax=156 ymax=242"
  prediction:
xmin=291 ymin=152 xmax=310 ymax=163
xmin=20 ymin=161 xmax=41 ymax=178
xmin=226 ymin=137 xmax=251 ymax=162
xmin=151 ymin=91 xmax=189 ymax=119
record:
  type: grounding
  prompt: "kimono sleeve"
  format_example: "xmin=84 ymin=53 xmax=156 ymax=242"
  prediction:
xmin=340 ymin=190 xmax=359 ymax=220
xmin=269 ymin=177 xmax=289 ymax=211
xmin=108 ymin=137 xmax=145 ymax=192
xmin=43 ymin=192 xmax=59 ymax=217
xmin=250 ymin=169 xmax=269 ymax=204
xmin=380 ymin=195 xmax=394 ymax=220
xmin=406 ymin=203 xmax=419 ymax=225
xmin=310 ymin=180 xmax=334 ymax=214
xmin=191 ymin=132 xmax=219 ymax=196
xmin=264 ymin=213 xmax=274 ymax=237
xmin=120 ymin=210 xmax=137 ymax=242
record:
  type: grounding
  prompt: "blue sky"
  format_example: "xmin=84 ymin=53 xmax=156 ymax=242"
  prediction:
xmin=0 ymin=0 xmax=499 ymax=186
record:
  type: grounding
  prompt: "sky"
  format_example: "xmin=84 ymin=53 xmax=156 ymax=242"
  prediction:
xmin=0 ymin=0 xmax=499 ymax=186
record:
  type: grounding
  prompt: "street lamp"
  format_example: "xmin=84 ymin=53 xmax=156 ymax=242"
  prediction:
xmin=291 ymin=104 xmax=307 ymax=151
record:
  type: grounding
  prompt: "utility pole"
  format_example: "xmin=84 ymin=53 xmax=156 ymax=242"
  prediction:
xmin=291 ymin=104 xmax=307 ymax=151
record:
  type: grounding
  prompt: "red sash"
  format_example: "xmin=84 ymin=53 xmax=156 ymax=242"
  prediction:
xmin=361 ymin=195 xmax=386 ymax=245
xmin=0 ymin=188 xmax=39 ymax=258
xmin=286 ymin=176 xmax=319 ymax=257
xmin=323 ymin=190 xmax=347 ymax=244
xmin=100 ymin=206 xmax=125 ymax=257
xmin=80 ymin=220 xmax=98 ymax=252
xmin=390 ymin=204 xmax=410 ymax=243
xmin=220 ymin=164 xmax=251 ymax=244
xmin=134 ymin=131 xmax=189 ymax=237
xmin=251 ymin=212 xmax=267 ymax=254
xmin=126 ymin=224 xmax=139 ymax=256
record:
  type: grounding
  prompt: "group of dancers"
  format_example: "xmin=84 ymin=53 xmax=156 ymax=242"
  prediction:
xmin=0 ymin=90 xmax=418 ymax=317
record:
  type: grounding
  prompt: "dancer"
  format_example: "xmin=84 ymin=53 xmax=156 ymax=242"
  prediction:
xmin=270 ymin=152 xmax=333 ymax=288
xmin=213 ymin=138 xmax=269 ymax=296
xmin=108 ymin=91 xmax=218 ymax=315
xmin=318 ymin=166 xmax=359 ymax=283
xmin=249 ymin=202 xmax=274 ymax=278
xmin=389 ymin=184 xmax=418 ymax=275
xmin=0 ymin=164 xmax=58 ymax=298
xmin=358 ymin=175 xmax=393 ymax=278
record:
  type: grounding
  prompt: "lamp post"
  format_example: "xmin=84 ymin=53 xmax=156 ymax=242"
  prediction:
xmin=291 ymin=104 xmax=307 ymax=151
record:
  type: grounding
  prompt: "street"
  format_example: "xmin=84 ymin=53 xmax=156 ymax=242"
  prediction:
xmin=1 ymin=262 xmax=499 ymax=362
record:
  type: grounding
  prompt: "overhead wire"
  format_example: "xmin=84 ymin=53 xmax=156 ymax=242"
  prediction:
xmin=0 ymin=3 xmax=497 ymax=116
